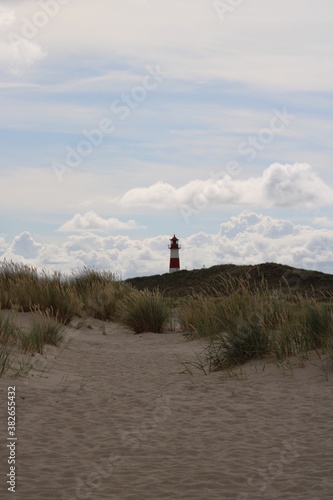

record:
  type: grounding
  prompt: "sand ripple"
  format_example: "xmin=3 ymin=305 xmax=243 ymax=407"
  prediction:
xmin=1 ymin=316 xmax=333 ymax=499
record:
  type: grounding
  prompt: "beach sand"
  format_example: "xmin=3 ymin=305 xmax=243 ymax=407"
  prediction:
xmin=1 ymin=311 xmax=333 ymax=499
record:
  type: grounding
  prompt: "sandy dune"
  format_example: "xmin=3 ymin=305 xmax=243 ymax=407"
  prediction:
xmin=1 ymin=312 xmax=333 ymax=499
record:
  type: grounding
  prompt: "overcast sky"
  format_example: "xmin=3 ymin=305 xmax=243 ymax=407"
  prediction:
xmin=0 ymin=0 xmax=332 ymax=278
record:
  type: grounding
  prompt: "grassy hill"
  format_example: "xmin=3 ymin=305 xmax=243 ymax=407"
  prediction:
xmin=126 ymin=262 xmax=333 ymax=299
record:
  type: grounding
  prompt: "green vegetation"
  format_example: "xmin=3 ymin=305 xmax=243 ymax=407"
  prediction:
xmin=179 ymin=278 xmax=333 ymax=372
xmin=1 ymin=259 xmax=333 ymax=377
xmin=126 ymin=262 xmax=333 ymax=299
xmin=120 ymin=288 xmax=171 ymax=334
xmin=0 ymin=261 xmax=80 ymax=323
xmin=0 ymin=261 xmax=126 ymax=323
xmin=0 ymin=312 xmax=21 ymax=346
xmin=20 ymin=310 xmax=65 ymax=354
xmin=0 ymin=308 xmax=66 ymax=377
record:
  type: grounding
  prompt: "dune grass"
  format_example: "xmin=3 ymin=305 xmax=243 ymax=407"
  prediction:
xmin=120 ymin=288 xmax=171 ymax=334
xmin=0 ymin=308 xmax=66 ymax=377
xmin=0 ymin=311 xmax=21 ymax=346
xmin=0 ymin=261 xmax=80 ymax=323
xmin=179 ymin=277 xmax=333 ymax=372
xmin=0 ymin=262 xmax=174 ymax=376
xmin=20 ymin=309 xmax=66 ymax=354
xmin=0 ymin=261 xmax=128 ymax=323
xmin=77 ymin=279 xmax=129 ymax=321
xmin=1 ymin=260 xmax=332 ymax=376
xmin=206 ymin=319 xmax=271 ymax=371
xmin=70 ymin=267 xmax=119 ymax=292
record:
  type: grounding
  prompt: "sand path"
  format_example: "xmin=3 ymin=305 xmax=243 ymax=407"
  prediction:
xmin=1 ymin=313 xmax=333 ymax=499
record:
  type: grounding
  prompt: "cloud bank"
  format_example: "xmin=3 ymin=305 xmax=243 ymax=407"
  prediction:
xmin=1 ymin=212 xmax=332 ymax=279
xmin=120 ymin=163 xmax=333 ymax=211
xmin=57 ymin=212 xmax=146 ymax=232
xmin=2 ymin=1 xmax=333 ymax=91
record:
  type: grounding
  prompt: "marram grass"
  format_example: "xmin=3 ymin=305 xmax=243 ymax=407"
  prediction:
xmin=120 ymin=288 xmax=171 ymax=334
xmin=178 ymin=278 xmax=333 ymax=372
xmin=1 ymin=261 xmax=333 ymax=375
xmin=0 ymin=261 xmax=126 ymax=322
xmin=0 ymin=308 xmax=66 ymax=377
xmin=20 ymin=310 xmax=65 ymax=354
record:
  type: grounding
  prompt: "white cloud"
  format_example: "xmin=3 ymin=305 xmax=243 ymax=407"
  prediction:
xmin=1 ymin=1 xmax=332 ymax=90
xmin=1 ymin=212 xmax=333 ymax=278
xmin=0 ymin=236 xmax=8 ymax=253
xmin=0 ymin=8 xmax=15 ymax=26
xmin=219 ymin=212 xmax=300 ymax=240
xmin=57 ymin=211 xmax=146 ymax=232
xmin=313 ymin=216 xmax=333 ymax=228
xmin=8 ymin=0 xmax=331 ymax=91
xmin=259 ymin=163 xmax=332 ymax=207
xmin=9 ymin=231 xmax=42 ymax=259
xmin=0 ymin=6 xmax=45 ymax=72
xmin=120 ymin=163 xmax=333 ymax=210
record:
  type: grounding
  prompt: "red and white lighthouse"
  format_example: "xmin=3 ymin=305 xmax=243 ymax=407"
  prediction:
xmin=168 ymin=234 xmax=181 ymax=273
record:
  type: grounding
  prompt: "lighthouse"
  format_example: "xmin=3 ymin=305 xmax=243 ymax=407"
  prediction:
xmin=168 ymin=234 xmax=181 ymax=273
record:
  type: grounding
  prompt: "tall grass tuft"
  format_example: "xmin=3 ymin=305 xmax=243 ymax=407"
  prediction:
xmin=0 ymin=312 xmax=21 ymax=346
xmin=271 ymin=324 xmax=302 ymax=361
xmin=20 ymin=310 xmax=65 ymax=354
xmin=0 ymin=311 xmax=20 ymax=377
xmin=179 ymin=278 xmax=292 ymax=340
xmin=82 ymin=282 xmax=129 ymax=321
xmin=38 ymin=273 xmax=81 ymax=324
xmin=179 ymin=277 xmax=333 ymax=372
xmin=0 ymin=261 xmax=133 ymax=324
xmin=121 ymin=288 xmax=171 ymax=334
xmin=70 ymin=267 xmax=119 ymax=293
xmin=0 ymin=261 xmax=80 ymax=323
xmin=0 ymin=346 xmax=11 ymax=377
xmin=69 ymin=268 xmax=128 ymax=321
xmin=0 ymin=308 xmax=66 ymax=378
xmin=301 ymin=303 xmax=333 ymax=350
xmin=0 ymin=261 xmax=39 ymax=309
xmin=205 ymin=318 xmax=271 ymax=371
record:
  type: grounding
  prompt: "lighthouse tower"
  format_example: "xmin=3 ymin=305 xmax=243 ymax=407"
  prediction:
xmin=168 ymin=234 xmax=181 ymax=273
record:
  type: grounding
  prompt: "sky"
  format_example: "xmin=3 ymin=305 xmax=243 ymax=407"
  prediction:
xmin=0 ymin=0 xmax=333 ymax=278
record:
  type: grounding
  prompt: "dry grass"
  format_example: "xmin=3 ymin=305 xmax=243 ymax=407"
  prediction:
xmin=1 ymin=261 xmax=332 ymax=376
xmin=0 ymin=261 xmax=128 ymax=323
xmin=178 ymin=278 xmax=333 ymax=371
xmin=20 ymin=309 xmax=66 ymax=354
xmin=0 ymin=308 xmax=66 ymax=377
xmin=120 ymin=288 xmax=171 ymax=334
xmin=0 ymin=262 xmax=80 ymax=323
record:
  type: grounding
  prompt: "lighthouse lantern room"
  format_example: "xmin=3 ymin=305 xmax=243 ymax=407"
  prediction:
xmin=168 ymin=234 xmax=181 ymax=273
